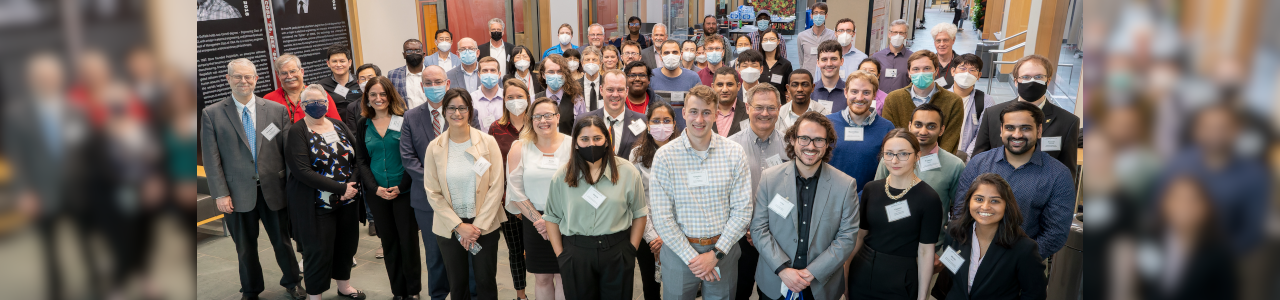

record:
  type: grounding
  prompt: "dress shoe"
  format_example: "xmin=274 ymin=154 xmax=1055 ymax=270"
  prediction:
xmin=368 ymin=221 xmax=376 ymax=236
xmin=337 ymin=289 xmax=367 ymax=299
xmin=240 ymin=295 xmax=258 ymax=300
xmin=286 ymin=284 xmax=307 ymax=299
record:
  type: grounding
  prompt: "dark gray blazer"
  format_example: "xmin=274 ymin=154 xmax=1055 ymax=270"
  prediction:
xmin=641 ymin=46 xmax=659 ymax=70
xmin=399 ymin=103 xmax=481 ymax=212
xmin=446 ymin=65 xmax=480 ymax=92
xmin=200 ymin=96 xmax=292 ymax=212
xmin=576 ymin=108 xmax=646 ymax=159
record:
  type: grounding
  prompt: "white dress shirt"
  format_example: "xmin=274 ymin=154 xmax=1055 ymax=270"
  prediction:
xmin=405 ymin=70 xmax=428 ymax=109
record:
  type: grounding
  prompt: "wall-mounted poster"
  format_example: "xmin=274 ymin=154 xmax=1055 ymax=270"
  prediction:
xmin=196 ymin=0 xmax=277 ymax=110
xmin=270 ymin=0 xmax=353 ymax=87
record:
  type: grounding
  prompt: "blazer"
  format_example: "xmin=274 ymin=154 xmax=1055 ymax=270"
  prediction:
xmin=972 ymin=100 xmax=1080 ymax=181
xmin=640 ymin=46 xmax=659 ymax=70
xmin=423 ymin=52 xmax=461 ymax=72
xmin=446 ymin=65 xmax=480 ymax=92
xmin=387 ymin=65 xmax=418 ymax=100
xmin=352 ymin=116 xmax=414 ymax=201
xmin=399 ymin=102 xmax=482 ymax=213
xmin=422 ymin=127 xmax=508 ymax=237
xmin=576 ymin=108 xmax=646 ymax=158
xmin=711 ymin=96 xmax=750 ymax=137
xmin=284 ymin=117 xmax=368 ymax=241
xmin=479 ymin=41 xmax=516 ymax=65
xmin=751 ymin=162 xmax=861 ymax=300
xmin=200 ymin=96 xmax=292 ymax=212
xmin=538 ymin=90 xmax=582 ymax=135
xmin=8 ymin=98 xmax=89 ymax=216
xmin=941 ymin=226 xmax=1046 ymax=300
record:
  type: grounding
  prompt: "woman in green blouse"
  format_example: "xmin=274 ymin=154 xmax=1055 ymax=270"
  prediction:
xmin=544 ymin=115 xmax=649 ymax=300
xmin=352 ymin=76 xmax=422 ymax=298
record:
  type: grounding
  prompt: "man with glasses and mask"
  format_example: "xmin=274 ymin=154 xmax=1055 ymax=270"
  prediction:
xmin=696 ymin=35 xmax=730 ymax=86
xmin=577 ymin=69 xmax=646 ymax=158
xmin=869 ymin=19 xmax=912 ymax=93
xmin=948 ymin=53 xmax=996 ymax=159
xmin=834 ymin=18 xmax=868 ymax=79
xmin=610 ymin=16 xmax=652 ymax=50
xmin=446 ymin=37 xmax=482 ymax=92
xmin=727 ymin=84 xmax=789 ymax=300
xmin=390 ymin=39 xmax=430 ymax=108
xmin=480 ymin=18 xmax=516 ymax=75
xmin=972 ymin=55 xmax=1078 ymax=181
xmin=882 ymin=50 xmax=964 ymax=154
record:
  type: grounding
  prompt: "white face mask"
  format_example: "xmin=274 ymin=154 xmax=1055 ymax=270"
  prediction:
xmin=838 ymin=33 xmax=854 ymax=47
xmin=695 ymin=54 xmax=708 ymax=63
xmin=682 ymin=51 xmax=696 ymax=62
xmin=583 ymin=63 xmax=600 ymax=76
xmin=437 ymin=41 xmax=452 ymax=52
xmin=890 ymin=35 xmax=905 ymax=47
xmin=559 ymin=34 xmax=573 ymax=45
xmin=761 ymin=42 xmax=778 ymax=52
xmin=515 ymin=60 xmax=530 ymax=71
xmin=567 ymin=60 xmax=580 ymax=71
xmin=505 ymin=98 xmax=529 ymax=116
xmin=953 ymin=72 xmax=978 ymax=89
xmin=735 ymin=47 xmax=749 ymax=54
xmin=739 ymin=67 xmax=761 ymax=83
xmin=662 ymin=54 xmax=682 ymax=70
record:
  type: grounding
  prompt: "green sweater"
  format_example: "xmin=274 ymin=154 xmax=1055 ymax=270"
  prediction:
xmin=881 ymin=84 xmax=965 ymax=153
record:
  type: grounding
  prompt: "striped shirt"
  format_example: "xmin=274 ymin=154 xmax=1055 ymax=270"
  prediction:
xmin=953 ymin=147 xmax=1076 ymax=258
xmin=649 ymin=133 xmax=755 ymax=263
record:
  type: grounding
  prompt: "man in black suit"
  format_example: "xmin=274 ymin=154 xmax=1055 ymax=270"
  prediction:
xmin=200 ymin=58 xmax=306 ymax=300
xmin=479 ymin=18 xmax=516 ymax=76
xmin=577 ymin=70 xmax=646 ymax=158
xmin=972 ymin=55 xmax=1079 ymax=181
xmin=578 ymin=46 xmax=604 ymax=111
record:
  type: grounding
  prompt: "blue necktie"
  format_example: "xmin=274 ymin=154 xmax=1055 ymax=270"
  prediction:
xmin=243 ymin=106 xmax=256 ymax=165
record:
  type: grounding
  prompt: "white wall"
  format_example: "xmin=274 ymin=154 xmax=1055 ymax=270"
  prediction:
xmin=355 ymin=0 xmax=420 ymax=72
xmin=548 ymin=0 xmax=582 ymax=44
xmin=647 ymin=0 xmax=663 ymax=27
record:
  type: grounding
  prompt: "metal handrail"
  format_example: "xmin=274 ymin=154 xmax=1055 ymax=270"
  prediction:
xmin=983 ymin=30 xmax=1027 ymax=44
xmin=989 ymin=42 xmax=1025 ymax=54
xmin=986 ymin=41 xmax=1024 ymax=93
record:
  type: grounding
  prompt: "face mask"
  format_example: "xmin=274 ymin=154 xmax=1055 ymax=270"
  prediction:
xmin=762 ymin=42 xmax=778 ymax=52
xmin=358 ymin=80 xmax=368 ymax=92
xmin=576 ymin=144 xmax=609 ymax=163
xmin=567 ymin=60 xmax=580 ymax=71
xmin=424 ymin=85 xmax=447 ymax=103
xmin=405 ymin=53 xmax=424 ymax=67
xmin=662 ymin=54 xmax=681 ymax=70
xmin=953 ymin=72 xmax=978 ymax=89
xmin=437 ymin=41 xmax=452 ymax=53
xmin=740 ymin=67 xmax=761 ymax=83
xmin=707 ymin=51 xmax=723 ymax=64
xmin=303 ymin=101 xmax=328 ymax=119
xmin=735 ymin=47 xmax=749 ymax=54
xmin=696 ymin=54 xmax=708 ymax=63
xmin=838 ymin=33 xmax=853 ymax=47
xmin=682 ymin=52 xmax=696 ymax=62
xmin=559 ymin=34 xmax=573 ymax=45
xmin=583 ymin=63 xmax=600 ymax=76
xmin=1017 ymin=80 xmax=1048 ymax=101
xmin=505 ymin=98 xmax=528 ymax=116
xmin=491 ymin=31 xmax=503 ymax=41
xmin=460 ymin=50 xmax=478 ymax=65
xmin=545 ymin=74 xmax=565 ymax=91
xmin=812 ymin=15 xmax=827 ymax=26
xmin=480 ymin=73 xmax=501 ymax=89
xmin=649 ymin=124 xmax=674 ymax=142
xmin=757 ymin=20 xmax=770 ymax=29
xmin=890 ymin=35 xmax=905 ymax=47
xmin=515 ymin=60 xmax=530 ymax=71
xmin=910 ymin=72 xmax=934 ymax=89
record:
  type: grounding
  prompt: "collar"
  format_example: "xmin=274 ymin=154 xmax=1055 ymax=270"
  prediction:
xmin=479 ymin=88 xmax=504 ymax=102
xmin=995 ymin=145 xmax=1046 ymax=167
xmin=843 ymin=46 xmax=862 ymax=57
xmin=462 ymin=65 xmax=478 ymax=76
xmin=923 ymin=144 xmax=940 ymax=155
xmin=718 ymin=100 xmax=737 ymax=117
xmin=605 ymin=109 xmax=625 ymax=121
xmin=795 ymin=160 xmax=824 ymax=180
xmin=232 ymin=94 xmax=254 ymax=111
xmin=677 ymin=132 xmax=720 ymax=154
xmin=550 ymin=89 xmax=565 ymax=101
xmin=910 ymin=83 xmax=938 ymax=100
xmin=842 ymin=108 xmax=877 ymax=126
xmin=816 ymin=77 xmax=845 ymax=92
xmin=755 ymin=128 xmax=782 ymax=144
xmin=332 ymin=74 xmax=354 ymax=84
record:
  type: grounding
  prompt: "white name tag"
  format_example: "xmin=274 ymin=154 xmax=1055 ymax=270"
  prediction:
xmin=934 ymin=77 xmax=948 ymax=87
xmin=1041 ymin=136 xmax=1062 ymax=152
xmin=886 ymin=200 xmax=911 ymax=222
xmin=629 ymin=119 xmax=646 ymax=135
xmin=768 ymin=194 xmax=794 ymax=218
xmin=671 ymin=92 xmax=685 ymax=103
xmin=765 ymin=154 xmax=784 ymax=168
xmin=808 ymin=46 xmax=818 ymax=55
xmin=321 ymin=130 xmax=339 ymax=145
xmin=918 ymin=153 xmax=941 ymax=171
xmin=688 ymin=171 xmax=710 ymax=187
xmin=472 ymin=158 xmax=491 ymax=176
xmin=885 ymin=68 xmax=898 ymax=78
xmin=538 ymin=156 xmax=559 ymax=169
xmin=583 ymin=186 xmax=607 ymax=209
xmin=334 ymin=84 xmax=350 ymax=96
xmin=262 ymin=123 xmax=280 ymax=141
xmin=771 ymin=74 xmax=783 ymax=84
xmin=388 ymin=115 xmax=404 ymax=132
xmin=815 ymin=99 xmax=832 ymax=112
xmin=940 ymin=246 xmax=965 ymax=274
xmin=844 ymin=127 xmax=864 ymax=141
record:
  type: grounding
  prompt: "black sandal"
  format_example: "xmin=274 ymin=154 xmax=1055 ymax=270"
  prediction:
xmin=337 ymin=290 xmax=366 ymax=299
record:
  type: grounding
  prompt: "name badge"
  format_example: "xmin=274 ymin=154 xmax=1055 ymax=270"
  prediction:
xmin=538 ymin=156 xmax=559 ymax=169
xmin=321 ymin=130 xmax=339 ymax=145
xmin=388 ymin=115 xmax=404 ymax=132
xmin=771 ymin=74 xmax=783 ymax=84
xmin=940 ymin=246 xmax=966 ymax=274
xmin=918 ymin=153 xmax=941 ymax=171
xmin=768 ymin=194 xmax=794 ymax=218
xmin=334 ymin=84 xmax=350 ymax=97
xmin=262 ymin=123 xmax=280 ymax=141
xmin=688 ymin=171 xmax=710 ymax=187
xmin=671 ymin=92 xmax=685 ymax=104
xmin=844 ymin=127 xmax=864 ymax=141
xmin=886 ymin=200 xmax=911 ymax=222
xmin=934 ymin=77 xmax=948 ymax=87
xmin=885 ymin=68 xmax=898 ymax=78
xmin=583 ymin=186 xmax=607 ymax=209
xmin=765 ymin=154 xmax=784 ymax=168
xmin=629 ymin=119 xmax=646 ymax=135
xmin=814 ymin=99 xmax=833 ymax=112
xmin=808 ymin=46 xmax=818 ymax=55
xmin=472 ymin=158 xmax=492 ymax=176
xmin=1041 ymin=136 xmax=1062 ymax=152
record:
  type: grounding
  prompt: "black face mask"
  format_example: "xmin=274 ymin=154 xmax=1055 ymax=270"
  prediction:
xmin=404 ymin=53 xmax=424 ymax=67
xmin=491 ymin=31 xmax=503 ymax=41
xmin=1016 ymin=80 xmax=1048 ymax=102
xmin=577 ymin=144 xmax=610 ymax=163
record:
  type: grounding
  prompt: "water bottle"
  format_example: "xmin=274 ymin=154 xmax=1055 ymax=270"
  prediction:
xmin=458 ymin=235 xmax=483 ymax=255
xmin=654 ymin=262 xmax=662 ymax=282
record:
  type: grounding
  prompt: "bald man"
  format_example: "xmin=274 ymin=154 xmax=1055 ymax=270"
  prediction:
xmin=447 ymin=38 xmax=482 ymax=91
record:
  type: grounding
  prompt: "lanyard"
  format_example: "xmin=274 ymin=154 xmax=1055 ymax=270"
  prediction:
xmin=785 ymin=290 xmax=804 ymax=300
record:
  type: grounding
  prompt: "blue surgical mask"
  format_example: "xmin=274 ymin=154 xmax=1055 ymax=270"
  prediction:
xmin=707 ymin=51 xmax=724 ymax=64
xmin=303 ymin=101 xmax=328 ymax=119
xmin=424 ymin=85 xmax=447 ymax=103
xmin=812 ymin=15 xmax=826 ymax=26
xmin=545 ymin=74 xmax=565 ymax=91
xmin=480 ymin=73 xmax=500 ymax=89
xmin=757 ymin=20 xmax=770 ymax=29
xmin=460 ymin=50 xmax=478 ymax=65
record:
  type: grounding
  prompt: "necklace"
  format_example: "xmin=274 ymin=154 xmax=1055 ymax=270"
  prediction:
xmin=885 ymin=177 xmax=920 ymax=200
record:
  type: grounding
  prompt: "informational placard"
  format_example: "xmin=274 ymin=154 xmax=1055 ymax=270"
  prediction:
xmin=869 ymin=0 xmax=888 ymax=53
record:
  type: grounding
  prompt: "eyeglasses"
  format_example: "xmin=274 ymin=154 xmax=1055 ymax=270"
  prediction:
xmin=403 ymin=49 xmax=423 ymax=54
xmin=955 ymin=66 xmax=979 ymax=73
xmin=881 ymin=151 xmax=915 ymax=161
xmin=795 ymin=136 xmax=829 ymax=147
xmin=888 ymin=30 xmax=908 ymax=35
xmin=422 ymin=80 xmax=447 ymax=87
xmin=458 ymin=46 xmax=478 ymax=52
xmin=649 ymin=118 xmax=674 ymax=125
xmin=627 ymin=73 xmax=648 ymax=78
xmin=623 ymin=52 xmax=640 ymax=57
xmin=1002 ymin=124 xmax=1036 ymax=133
xmin=367 ymin=92 xmax=388 ymax=99
xmin=277 ymin=68 xmax=301 ymax=76
xmin=445 ymin=106 xmax=470 ymax=114
xmin=836 ymin=29 xmax=855 ymax=34
xmin=788 ymin=81 xmax=812 ymax=88
xmin=751 ymin=105 xmax=779 ymax=112
xmin=1017 ymin=75 xmax=1048 ymax=82
xmin=629 ymin=22 xmax=641 ymax=27
xmin=532 ymin=112 xmax=559 ymax=121
xmin=228 ymin=74 xmax=256 ymax=81
xmin=762 ymin=37 xmax=780 ymax=42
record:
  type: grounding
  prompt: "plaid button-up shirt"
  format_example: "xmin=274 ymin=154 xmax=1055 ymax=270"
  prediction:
xmin=649 ymin=133 xmax=755 ymax=263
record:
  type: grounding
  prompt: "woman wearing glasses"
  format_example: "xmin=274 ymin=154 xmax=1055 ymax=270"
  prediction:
xmin=846 ymin=128 xmax=943 ymax=300
xmin=537 ymin=54 xmax=586 ymax=135
xmin=488 ymin=79 xmax=534 ymax=300
xmin=627 ymin=102 xmax=681 ymax=300
xmin=422 ymin=88 xmax=507 ymax=300
xmin=505 ymin=96 xmax=572 ymax=300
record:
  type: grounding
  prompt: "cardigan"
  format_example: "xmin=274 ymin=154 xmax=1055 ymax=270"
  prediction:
xmin=284 ymin=117 xmax=368 ymax=243
xmin=881 ymin=84 xmax=965 ymax=154
xmin=421 ymin=127 xmax=508 ymax=237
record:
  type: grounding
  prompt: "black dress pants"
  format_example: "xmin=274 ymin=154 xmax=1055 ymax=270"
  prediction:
xmin=225 ymin=189 xmax=302 ymax=296
xmin=299 ymin=201 xmax=361 ymax=295
xmin=366 ymin=192 xmax=423 ymax=296
xmin=636 ymin=238 xmax=661 ymax=300
xmin=436 ymin=227 xmax=501 ymax=300
xmin=735 ymin=238 xmax=760 ymax=300
xmin=557 ymin=230 xmax=636 ymax=300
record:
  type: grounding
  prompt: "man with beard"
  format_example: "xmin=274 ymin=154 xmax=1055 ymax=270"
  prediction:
xmin=711 ymin=66 xmax=748 ymax=137
xmin=952 ymin=101 xmax=1076 ymax=260
xmin=389 ymin=39 xmax=430 ymax=109
xmin=727 ymin=84 xmax=788 ymax=300
xmin=825 ymin=71 xmax=894 ymax=194
xmin=972 ymin=54 xmax=1079 ymax=180
xmin=262 ymin=54 xmax=341 ymax=122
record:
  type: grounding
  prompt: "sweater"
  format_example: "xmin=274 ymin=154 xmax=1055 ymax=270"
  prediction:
xmin=881 ymin=84 xmax=965 ymax=153
xmin=826 ymin=111 xmax=896 ymax=194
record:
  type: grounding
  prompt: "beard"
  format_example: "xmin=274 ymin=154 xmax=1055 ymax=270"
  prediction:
xmin=1004 ymin=136 xmax=1034 ymax=155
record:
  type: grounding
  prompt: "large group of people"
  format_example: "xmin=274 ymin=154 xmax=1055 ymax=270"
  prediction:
xmin=202 ymin=4 xmax=1080 ymax=299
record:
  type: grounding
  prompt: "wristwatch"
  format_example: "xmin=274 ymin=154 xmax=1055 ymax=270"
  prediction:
xmin=713 ymin=248 xmax=726 ymax=259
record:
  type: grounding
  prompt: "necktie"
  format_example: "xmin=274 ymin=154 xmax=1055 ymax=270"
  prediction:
xmin=431 ymin=109 xmax=442 ymax=135
xmin=590 ymin=82 xmax=597 ymax=110
xmin=242 ymin=106 xmax=256 ymax=165
xmin=609 ymin=118 xmax=620 ymax=152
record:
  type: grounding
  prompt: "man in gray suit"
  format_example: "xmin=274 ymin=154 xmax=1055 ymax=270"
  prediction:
xmin=750 ymin=111 xmax=860 ymax=300
xmin=200 ymin=58 xmax=306 ymax=300
xmin=447 ymin=38 xmax=482 ymax=92
xmin=639 ymin=23 xmax=668 ymax=70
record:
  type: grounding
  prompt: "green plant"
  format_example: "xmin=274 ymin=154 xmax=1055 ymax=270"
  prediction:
xmin=972 ymin=0 xmax=985 ymax=32
xmin=756 ymin=0 xmax=796 ymax=31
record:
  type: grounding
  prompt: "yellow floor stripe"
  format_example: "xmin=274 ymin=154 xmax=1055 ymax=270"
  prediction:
xmin=196 ymin=214 xmax=223 ymax=226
